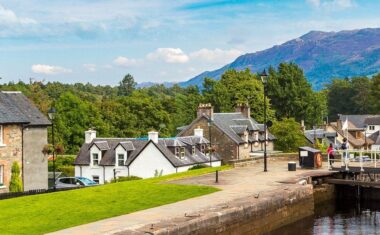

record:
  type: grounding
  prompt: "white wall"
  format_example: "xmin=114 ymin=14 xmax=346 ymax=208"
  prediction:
xmin=366 ymin=125 xmax=380 ymax=135
xmin=129 ymin=142 xmax=177 ymax=178
xmin=75 ymin=165 xmax=129 ymax=184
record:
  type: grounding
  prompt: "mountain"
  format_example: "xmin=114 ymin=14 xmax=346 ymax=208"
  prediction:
xmin=137 ymin=81 xmax=176 ymax=88
xmin=180 ymin=28 xmax=380 ymax=89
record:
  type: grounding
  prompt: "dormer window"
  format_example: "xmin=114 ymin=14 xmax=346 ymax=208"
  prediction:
xmin=175 ymin=147 xmax=179 ymax=156
xmin=201 ymin=144 xmax=206 ymax=154
xmin=369 ymin=125 xmax=375 ymax=131
xmin=180 ymin=147 xmax=185 ymax=158
xmin=192 ymin=146 xmax=196 ymax=155
xmin=117 ymin=154 xmax=125 ymax=166
xmin=92 ymin=153 xmax=99 ymax=166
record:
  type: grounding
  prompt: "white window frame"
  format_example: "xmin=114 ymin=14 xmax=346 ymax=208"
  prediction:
xmin=369 ymin=125 xmax=375 ymax=131
xmin=92 ymin=153 xmax=99 ymax=166
xmin=117 ymin=153 xmax=125 ymax=166
xmin=175 ymin=147 xmax=179 ymax=156
xmin=0 ymin=165 xmax=4 ymax=186
xmin=180 ymin=147 xmax=185 ymax=158
xmin=0 ymin=125 xmax=4 ymax=146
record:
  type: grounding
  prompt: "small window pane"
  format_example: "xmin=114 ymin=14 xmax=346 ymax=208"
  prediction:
xmin=92 ymin=176 xmax=100 ymax=183
xmin=118 ymin=154 xmax=125 ymax=166
xmin=92 ymin=153 xmax=99 ymax=166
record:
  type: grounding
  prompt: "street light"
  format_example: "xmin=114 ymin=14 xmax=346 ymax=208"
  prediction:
xmin=48 ymin=107 xmax=56 ymax=189
xmin=260 ymin=69 xmax=268 ymax=172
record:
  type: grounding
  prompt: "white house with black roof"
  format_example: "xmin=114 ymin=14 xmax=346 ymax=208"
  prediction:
xmin=74 ymin=129 xmax=221 ymax=183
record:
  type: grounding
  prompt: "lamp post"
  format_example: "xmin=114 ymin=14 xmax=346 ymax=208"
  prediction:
xmin=48 ymin=107 xmax=56 ymax=189
xmin=260 ymin=69 xmax=268 ymax=172
xmin=208 ymin=118 xmax=213 ymax=167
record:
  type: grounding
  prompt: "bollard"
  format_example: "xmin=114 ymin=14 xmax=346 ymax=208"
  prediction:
xmin=215 ymin=170 xmax=219 ymax=183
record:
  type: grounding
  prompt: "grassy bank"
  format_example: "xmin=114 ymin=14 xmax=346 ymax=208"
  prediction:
xmin=0 ymin=166 xmax=230 ymax=235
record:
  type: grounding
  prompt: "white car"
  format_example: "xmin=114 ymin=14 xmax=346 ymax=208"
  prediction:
xmin=55 ymin=177 xmax=97 ymax=189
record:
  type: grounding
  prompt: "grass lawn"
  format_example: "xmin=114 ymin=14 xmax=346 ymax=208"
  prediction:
xmin=0 ymin=166 xmax=231 ymax=235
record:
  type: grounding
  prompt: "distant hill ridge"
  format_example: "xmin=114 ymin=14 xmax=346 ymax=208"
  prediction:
xmin=178 ymin=28 xmax=380 ymax=90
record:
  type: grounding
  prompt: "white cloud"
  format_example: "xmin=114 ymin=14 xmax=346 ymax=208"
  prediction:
xmin=147 ymin=48 xmax=189 ymax=63
xmin=189 ymin=48 xmax=242 ymax=63
xmin=306 ymin=0 xmax=355 ymax=9
xmin=83 ymin=63 xmax=96 ymax=72
xmin=31 ymin=64 xmax=72 ymax=75
xmin=113 ymin=56 xmax=139 ymax=67
xmin=0 ymin=4 xmax=37 ymax=26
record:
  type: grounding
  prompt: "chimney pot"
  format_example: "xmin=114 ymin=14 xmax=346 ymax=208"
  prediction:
xmin=85 ymin=129 xmax=97 ymax=144
xmin=148 ymin=131 xmax=159 ymax=143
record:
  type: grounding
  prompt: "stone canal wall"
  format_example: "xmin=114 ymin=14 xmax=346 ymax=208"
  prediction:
xmin=125 ymin=184 xmax=315 ymax=235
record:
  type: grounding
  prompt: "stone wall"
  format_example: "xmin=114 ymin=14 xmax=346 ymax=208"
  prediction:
xmin=23 ymin=126 xmax=48 ymax=190
xmin=126 ymin=185 xmax=314 ymax=235
xmin=0 ymin=124 xmax=23 ymax=193
xmin=178 ymin=117 xmax=238 ymax=163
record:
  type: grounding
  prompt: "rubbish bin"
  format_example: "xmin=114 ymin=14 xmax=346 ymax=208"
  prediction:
xmin=299 ymin=146 xmax=322 ymax=169
xmin=288 ymin=162 xmax=296 ymax=171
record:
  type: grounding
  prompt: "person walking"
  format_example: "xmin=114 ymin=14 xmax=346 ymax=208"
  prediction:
xmin=327 ymin=143 xmax=335 ymax=166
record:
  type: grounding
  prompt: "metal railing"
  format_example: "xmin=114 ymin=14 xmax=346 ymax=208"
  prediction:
xmin=327 ymin=149 xmax=380 ymax=171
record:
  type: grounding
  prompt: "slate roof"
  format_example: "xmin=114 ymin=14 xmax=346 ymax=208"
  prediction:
xmin=368 ymin=131 xmax=380 ymax=145
xmin=365 ymin=117 xmax=380 ymax=125
xmin=75 ymin=136 xmax=221 ymax=167
xmin=118 ymin=141 xmax=135 ymax=151
xmin=304 ymin=129 xmax=337 ymax=145
xmin=0 ymin=91 xmax=51 ymax=126
xmin=339 ymin=114 xmax=380 ymax=129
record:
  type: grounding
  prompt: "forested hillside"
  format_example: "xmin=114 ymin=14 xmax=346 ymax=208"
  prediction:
xmin=1 ymin=63 xmax=379 ymax=154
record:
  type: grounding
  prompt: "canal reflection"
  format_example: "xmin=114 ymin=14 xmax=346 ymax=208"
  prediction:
xmin=268 ymin=199 xmax=380 ymax=235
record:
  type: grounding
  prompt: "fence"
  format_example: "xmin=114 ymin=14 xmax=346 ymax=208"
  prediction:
xmin=0 ymin=186 xmax=83 ymax=200
xmin=328 ymin=149 xmax=380 ymax=171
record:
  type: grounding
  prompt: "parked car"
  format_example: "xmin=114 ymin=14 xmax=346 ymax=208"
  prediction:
xmin=55 ymin=177 xmax=97 ymax=189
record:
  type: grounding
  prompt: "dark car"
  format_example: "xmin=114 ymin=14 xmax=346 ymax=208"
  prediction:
xmin=55 ymin=177 xmax=97 ymax=189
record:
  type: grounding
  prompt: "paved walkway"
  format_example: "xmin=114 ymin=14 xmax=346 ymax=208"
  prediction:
xmin=49 ymin=160 xmax=333 ymax=235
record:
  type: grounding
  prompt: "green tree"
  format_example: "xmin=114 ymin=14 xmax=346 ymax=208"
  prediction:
xmin=270 ymin=118 xmax=307 ymax=152
xmin=369 ymin=73 xmax=380 ymax=113
xmin=118 ymin=74 xmax=136 ymax=96
xmin=9 ymin=161 xmax=23 ymax=192
xmin=268 ymin=63 xmax=315 ymax=123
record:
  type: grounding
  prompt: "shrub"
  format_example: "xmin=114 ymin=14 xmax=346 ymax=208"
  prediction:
xmin=188 ymin=164 xmax=208 ymax=170
xmin=58 ymin=166 xmax=75 ymax=176
xmin=110 ymin=176 xmax=142 ymax=183
xmin=9 ymin=161 xmax=23 ymax=192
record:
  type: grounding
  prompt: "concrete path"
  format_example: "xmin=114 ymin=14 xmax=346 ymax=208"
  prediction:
xmin=48 ymin=160 xmax=333 ymax=235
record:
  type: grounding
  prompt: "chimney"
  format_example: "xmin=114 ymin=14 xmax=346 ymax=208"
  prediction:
xmin=194 ymin=126 xmax=204 ymax=137
xmin=197 ymin=103 xmax=213 ymax=120
xmin=85 ymin=129 xmax=96 ymax=144
xmin=148 ymin=131 xmax=159 ymax=144
xmin=235 ymin=103 xmax=250 ymax=118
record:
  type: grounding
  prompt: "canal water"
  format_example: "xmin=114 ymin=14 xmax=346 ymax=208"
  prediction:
xmin=269 ymin=198 xmax=380 ymax=235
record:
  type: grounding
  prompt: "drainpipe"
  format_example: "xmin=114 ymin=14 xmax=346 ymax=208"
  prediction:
xmin=102 ymin=166 xmax=105 ymax=184
xmin=21 ymin=125 xmax=25 ymax=190
xmin=237 ymin=145 xmax=240 ymax=160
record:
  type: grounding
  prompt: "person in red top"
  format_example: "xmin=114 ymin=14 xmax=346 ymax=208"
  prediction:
xmin=327 ymin=143 xmax=335 ymax=166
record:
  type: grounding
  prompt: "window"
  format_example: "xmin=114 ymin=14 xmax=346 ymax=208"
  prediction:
xmin=0 ymin=125 xmax=3 ymax=145
xmin=180 ymin=148 xmax=185 ymax=158
xmin=175 ymin=147 xmax=179 ymax=156
xmin=369 ymin=125 xmax=375 ymax=131
xmin=118 ymin=154 xmax=125 ymax=166
xmin=92 ymin=176 xmax=100 ymax=184
xmin=201 ymin=144 xmax=206 ymax=154
xmin=92 ymin=153 xmax=99 ymax=166
xmin=0 ymin=165 xmax=3 ymax=185
xmin=192 ymin=146 xmax=196 ymax=155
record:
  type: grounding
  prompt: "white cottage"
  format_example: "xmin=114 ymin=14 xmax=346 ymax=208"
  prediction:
xmin=74 ymin=129 xmax=221 ymax=184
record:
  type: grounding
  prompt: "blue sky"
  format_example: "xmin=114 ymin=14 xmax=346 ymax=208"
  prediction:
xmin=1 ymin=0 xmax=380 ymax=85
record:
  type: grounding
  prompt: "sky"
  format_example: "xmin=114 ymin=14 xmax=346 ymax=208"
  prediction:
xmin=1 ymin=0 xmax=380 ymax=85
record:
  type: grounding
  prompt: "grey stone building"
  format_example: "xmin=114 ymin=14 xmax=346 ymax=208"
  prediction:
xmin=177 ymin=103 xmax=275 ymax=163
xmin=0 ymin=91 xmax=50 ymax=192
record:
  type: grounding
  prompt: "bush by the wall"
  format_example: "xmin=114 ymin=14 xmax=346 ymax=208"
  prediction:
xmin=110 ymin=176 xmax=142 ymax=183
xmin=9 ymin=162 xmax=23 ymax=192
xmin=188 ymin=164 xmax=208 ymax=170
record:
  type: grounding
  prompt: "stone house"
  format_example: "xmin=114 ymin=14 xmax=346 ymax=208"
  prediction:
xmin=0 ymin=91 xmax=51 ymax=192
xmin=177 ymin=103 xmax=275 ymax=163
xmin=74 ymin=129 xmax=221 ymax=183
